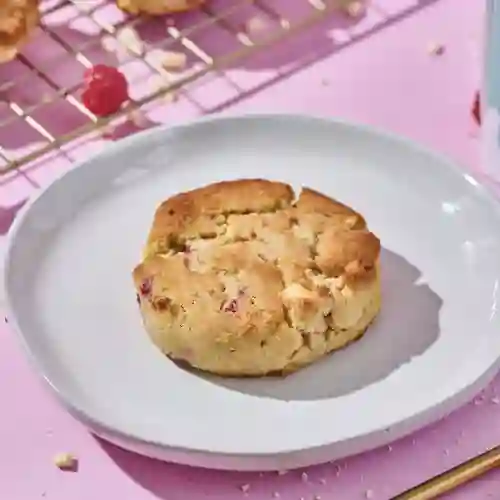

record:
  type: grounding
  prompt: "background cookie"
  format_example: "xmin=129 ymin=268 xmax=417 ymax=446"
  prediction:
xmin=116 ymin=0 xmax=204 ymax=16
xmin=0 ymin=0 xmax=39 ymax=63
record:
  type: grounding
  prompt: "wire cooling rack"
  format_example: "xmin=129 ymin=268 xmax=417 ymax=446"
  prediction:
xmin=0 ymin=0 xmax=351 ymax=176
xmin=0 ymin=0 xmax=433 ymax=179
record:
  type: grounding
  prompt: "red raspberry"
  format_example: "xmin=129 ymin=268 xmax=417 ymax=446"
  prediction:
xmin=139 ymin=278 xmax=152 ymax=296
xmin=82 ymin=64 xmax=129 ymax=117
xmin=472 ymin=91 xmax=481 ymax=125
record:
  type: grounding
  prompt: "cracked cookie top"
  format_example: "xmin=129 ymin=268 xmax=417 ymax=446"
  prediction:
xmin=133 ymin=180 xmax=380 ymax=345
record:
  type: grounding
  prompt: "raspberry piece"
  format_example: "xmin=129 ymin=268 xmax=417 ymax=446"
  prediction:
xmin=139 ymin=278 xmax=152 ymax=296
xmin=472 ymin=91 xmax=481 ymax=125
xmin=221 ymin=298 xmax=238 ymax=313
xmin=82 ymin=64 xmax=129 ymax=117
xmin=220 ymin=288 xmax=246 ymax=313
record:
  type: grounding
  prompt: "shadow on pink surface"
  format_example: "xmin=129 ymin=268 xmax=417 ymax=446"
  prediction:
xmin=195 ymin=249 xmax=441 ymax=401
xmin=98 ymin=443 xmax=237 ymax=499
xmin=98 ymin=438 xmax=364 ymax=500
xmin=0 ymin=0 xmax=442 ymax=173
xmin=0 ymin=201 xmax=26 ymax=235
xmin=96 ymin=394 xmax=500 ymax=500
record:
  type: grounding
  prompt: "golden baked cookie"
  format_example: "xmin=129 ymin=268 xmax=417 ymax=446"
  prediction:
xmin=0 ymin=0 xmax=39 ymax=63
xmin=116 ymin=0 xmax=203 ymax=16
xmin=133 ymin=179 xmax=381 ymax=377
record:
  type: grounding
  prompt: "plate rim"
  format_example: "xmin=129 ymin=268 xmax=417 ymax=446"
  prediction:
xmin=4 ymin=112 xmax=500 ymax=462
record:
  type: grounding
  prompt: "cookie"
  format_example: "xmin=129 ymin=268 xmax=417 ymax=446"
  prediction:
xmin=0 ymin=0 xmax=39 ymax=63
xmin=133 ymin=179 xmax=381 ymax=377
xmin=116 ymin=0 xmax=203 ymax=16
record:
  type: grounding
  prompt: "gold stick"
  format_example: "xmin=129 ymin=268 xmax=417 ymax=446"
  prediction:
xmin=391 ymin=446 xmax=500 ymax=499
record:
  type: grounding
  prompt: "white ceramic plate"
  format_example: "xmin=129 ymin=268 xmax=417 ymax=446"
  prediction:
xmin=5 ymin=114 xmax=500 ymax=471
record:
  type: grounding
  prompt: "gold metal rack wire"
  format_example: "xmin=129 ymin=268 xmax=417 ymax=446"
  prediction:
xmin=0 ymin=0 xmax=432 ymax=178
xmin=0 ymin=0 xmax=351 ymax=176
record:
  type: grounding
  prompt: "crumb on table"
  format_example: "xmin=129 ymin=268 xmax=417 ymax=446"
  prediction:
xmin=53 ymin=452 xmax=78 ymax=471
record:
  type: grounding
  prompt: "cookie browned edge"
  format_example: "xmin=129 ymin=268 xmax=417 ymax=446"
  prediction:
xmin=132 ymin=179 xmax=381 ymax=377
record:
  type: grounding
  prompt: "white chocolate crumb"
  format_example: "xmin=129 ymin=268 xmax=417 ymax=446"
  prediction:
xmin=273 ymin=493 xmax=281 ymax=498
xmin=161 ymin=51 xmax=187 ymax=71
xmin=53 ymin=452 xmax=77 ymax=470
xmin=492 ymin=397 xmax=500 ymax=404
xmin=319 ymin=478 xmax=327 ymax=485
xmin=335 ymin=465 xmax=341 ymax=476
xmin=147 ymin=74 xmax=177 ymax=103
xmin=246 ymin=16 xmax=269 ymax=36
xmin=117 ymin=27 xmax=144 ymax=56
xmin=145 ymin=49 xmax=164 ymax=68
xmin=301 ymin=471 xmax=309 ymax=482
xmin=313 ymin=496 xmax=322 ymax=500
xmin=277 ymin=470 xmax=288 ymax=476
xmin=365 ymin=489 xmax=374 ymax=499
xmin=427 ymin=41 xmax=445 ymax=56
xmin=240 ymin=484 xmax=251 ymax=493
xmin=387 ymin=445 xmax=393 ymax=452
xmin=345 ymin=1 xmax=364 ymax=17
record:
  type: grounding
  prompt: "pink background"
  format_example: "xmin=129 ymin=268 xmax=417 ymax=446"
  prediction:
xmin=0 ymin=0 xmax=496 ymax=498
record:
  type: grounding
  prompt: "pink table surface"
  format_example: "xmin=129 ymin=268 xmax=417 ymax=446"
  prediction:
xmin=0 ymin=0 xmax=496 ymax=498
